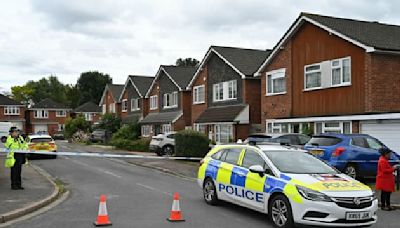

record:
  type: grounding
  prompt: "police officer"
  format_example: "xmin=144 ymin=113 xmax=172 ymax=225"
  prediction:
xmin=4 ymin=127 xmax=28 ymax=190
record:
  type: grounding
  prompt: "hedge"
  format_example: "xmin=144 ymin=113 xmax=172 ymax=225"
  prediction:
xmin=111 ymin=138 xmax=150 ymax=152
xmin=175 ymin=130 xmax=209 ymax=157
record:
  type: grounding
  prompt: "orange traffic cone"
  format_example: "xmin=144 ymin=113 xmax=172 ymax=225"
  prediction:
xmin=167 ymin=192 xmax=185 ymax=222
xmin=94 ymin=195 xmax=112 ymax=226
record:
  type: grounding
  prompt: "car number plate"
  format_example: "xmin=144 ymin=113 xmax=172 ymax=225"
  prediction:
xmin=310 ymin=149 xmax=324 ymax=156
xmin=346 ymin=211 xmax=371 ymax=221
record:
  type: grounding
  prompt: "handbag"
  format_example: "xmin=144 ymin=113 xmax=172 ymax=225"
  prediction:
xmin=5 ymin=151 xmax=16 ymax=168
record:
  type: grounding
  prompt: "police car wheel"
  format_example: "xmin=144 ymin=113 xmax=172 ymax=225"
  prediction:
xmin=203 ymin=178 xmax=219 ymax=205
xmin=269 ymin=195 xmax=294 ymax=228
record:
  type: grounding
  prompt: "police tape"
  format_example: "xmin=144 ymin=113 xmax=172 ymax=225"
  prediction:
xmin=0 ymin=148 xmax=202 ymax=161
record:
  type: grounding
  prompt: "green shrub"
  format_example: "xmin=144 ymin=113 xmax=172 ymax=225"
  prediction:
xmin=111 ymin=138 xmax=150 ymax=152
xmin=112 ymin=121 xmax=140 ymax=141
xmin=64 ymin=115 xmax=91 ymax=139
xmin=97 ymin=113 xmax=121 ymax=133
xmin=175 ymin=130 xmax=209 ymax=157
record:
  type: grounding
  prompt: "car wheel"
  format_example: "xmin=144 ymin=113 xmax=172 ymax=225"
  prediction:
xmin=203 ymin=178 xmax=219 ymax=205
xmin=269 ymin=194 xmax=294 ymax=228
xmin=163 ymin=145 xmax=174 ymax=156
xmin=344 ymin=164 xmax=358 ymax=179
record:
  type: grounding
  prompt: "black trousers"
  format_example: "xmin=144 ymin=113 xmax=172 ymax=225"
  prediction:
xmin=10 ymin=153 xmax=25 ymax=187
xmin=381 ymin=191 xmax=392 ymax=207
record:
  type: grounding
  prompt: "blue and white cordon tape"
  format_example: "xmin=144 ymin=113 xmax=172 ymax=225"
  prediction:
xmin=0 ymin=148 xmax=202 ymax=161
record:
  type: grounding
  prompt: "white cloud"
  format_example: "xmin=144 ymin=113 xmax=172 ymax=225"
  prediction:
xmin=0 ymin=0 xmax=399 ymax=91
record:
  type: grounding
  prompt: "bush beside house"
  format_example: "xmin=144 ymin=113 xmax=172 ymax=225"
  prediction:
xmin=110 ymin=121 xmax=150 ymax=152
xmin=64 ymin=115 xmax=91 ymax=142
xmin=175 ymin=130 xmax=209 ymax=157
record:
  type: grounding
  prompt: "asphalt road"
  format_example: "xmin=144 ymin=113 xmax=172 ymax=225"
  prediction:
xmin=7 ymin=141 xmax=400 ymax=228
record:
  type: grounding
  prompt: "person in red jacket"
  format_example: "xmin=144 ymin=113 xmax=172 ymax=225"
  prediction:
xmin=376 ymin=148 xmax=397 ymax=211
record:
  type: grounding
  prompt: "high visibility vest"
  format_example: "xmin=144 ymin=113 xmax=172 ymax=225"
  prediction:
xmin=4 ymin=135 xmax=28 ymax=167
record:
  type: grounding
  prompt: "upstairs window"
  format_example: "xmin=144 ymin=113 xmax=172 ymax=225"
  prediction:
xmin=266 ymin=68 xmax=286 ymax=95
xmin=331 ymin=57 xmax=351 ymax=86
xmin=150 ymin=95 xmax=158 ymax=110
xmin=163 ymin=91 xmax=178 ymax=109
xmin=213 ymin=80 xmax=237 ymax=102
xmin=193 ymin=85 xmax=205 ymax=104
xmin=304 ymin=64 xmax=322 ymax=89
xmin=34 ymin=110 xmax=48 ymax=119
xmin=4 ymin=106 xmax=20 ymax=115
xmin=102 ymin=104 xmax=106 ymax=114
xmin=131 ymin=98 xmax=140 ymax=111
xmin=56 ymin=110 xmax=66 ymax=117
xmin=121 ymin=99 xmax=128 ymax=112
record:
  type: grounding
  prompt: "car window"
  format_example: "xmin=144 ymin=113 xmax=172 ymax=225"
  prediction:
xmin=241 ymin=149 xmax=266 ymax=169
xmin=308 ymin=136 xmax=342 ymax=146
xmin=298 ymin=135 xmax=311 ymax=145
xmin=211 ymin=150 xmax=224 ymax=160
xmin=222 ymin=148 xmax=242 ymax=165
xmin=30 ymin=138 xmax=53 ymax=143
xmin=366 ymin=137 xmax=384 ymax=150
xmin=167 ymin=134 xmax=175 ymax=139
xmin=351 ymin=137 xmax=368 ymax=148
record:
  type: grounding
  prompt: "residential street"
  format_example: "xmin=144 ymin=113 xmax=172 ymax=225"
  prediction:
xmin=5 ymin=141 xmax=400 ymax=228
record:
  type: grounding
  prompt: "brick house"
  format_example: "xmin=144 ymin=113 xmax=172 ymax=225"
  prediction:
xmin=27 ymin=98 xmax=71 ymax=135
xmin=118 ymin=75 xmax=154 ymax=125
xmin=187 ymin=46 xmax=271 ymax=143
xmin=98 ymin=84 xmax=124 ymax=118
xmin=255 ymin=13 xmax=400 ymax=151
xmin=73 ymin=101 xmax=102 ymax=124
xmin=140 ymin=65 xmax=196 ymax=137
xmin=0 ymin=94 xmax=26 ymax=132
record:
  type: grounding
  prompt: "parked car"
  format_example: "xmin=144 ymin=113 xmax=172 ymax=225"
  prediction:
xmin=304 ymin=133 xmax=399 ymax=179
xmin=27 ymin=134 xmax=57 ymax=159
xmin=270 ymin=133 xmax=311 ymax=148
xmin=244 ymin=133 xmax=272 ymax=145
xmin=149 ymin=132 xmax=176 ymax=156
xmin=90 ymin=129 xmax=111 ymax=143
xmin=53 ymin=131 xmax=65 ymax=140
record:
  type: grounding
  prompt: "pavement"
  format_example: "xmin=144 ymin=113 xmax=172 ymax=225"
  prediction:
xmin=0 ymin=157 xmax=60 ymax=224
xmin=2 ymin=141 xmax=400 ymax=227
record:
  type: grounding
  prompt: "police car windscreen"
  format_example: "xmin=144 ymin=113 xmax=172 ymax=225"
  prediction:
xmin=264 ymin=151 xmax=338 ymax=174
xmin=31 ymin=138 xmax=52 ymax=143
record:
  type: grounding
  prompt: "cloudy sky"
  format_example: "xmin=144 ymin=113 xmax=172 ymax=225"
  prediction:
xmin=0 ymin=0 xmax=399 ymax=92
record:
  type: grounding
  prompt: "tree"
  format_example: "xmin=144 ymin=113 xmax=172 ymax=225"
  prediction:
xmin=65 ymin=85 xmax=80 ymax=109
xmin=64 ymin=115 xmax=92 ymax=139
xmin=76 ymin=71 xmax=112 ymax=105
xmin=96 ymin=113 xmax=121 ymax=133
xmin=11 ymin=85 xmax=34 ymax=104
xmin=175 ymin=58 xmax=199 ymax=67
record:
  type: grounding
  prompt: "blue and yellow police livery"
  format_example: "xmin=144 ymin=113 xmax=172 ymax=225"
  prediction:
xmin=198 ymin=144 xmax=378 ymax=227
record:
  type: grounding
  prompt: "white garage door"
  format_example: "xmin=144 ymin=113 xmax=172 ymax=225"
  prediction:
xmin=34 ymin=124 xmax=48 ymax=133
xmin=360 ymin=121 xmax=400 ymax=152
xmin=11 ymin=122 xmax=23 ymax=131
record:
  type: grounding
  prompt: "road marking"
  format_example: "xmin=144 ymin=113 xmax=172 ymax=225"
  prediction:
xmin=64 ymin=156 xmax=122 ymax=179
xmin=102 ymin=170 xmax=122 ymax=179
xmin=136 ymin=183 xmax=173 ymax=196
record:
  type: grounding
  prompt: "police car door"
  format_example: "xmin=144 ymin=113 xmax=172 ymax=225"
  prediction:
xmin=239 ymin=149 xmax=268 ymax=211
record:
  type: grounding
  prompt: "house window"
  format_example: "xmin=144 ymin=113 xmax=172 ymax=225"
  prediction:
xmin=194 ymin=124 xmax=206 ymax=133
xmin=34 ymin=110 xmax=49 ymax=119
xmin=141 ymin=125 xmax=152 ymax=137
xmin=58 ymin=124 xmax=65 ymax=131
xmin=315 ymin=122 xmax=352 ymax=134
xmin=4 ymin=106 xmax=20 ymax=115
xmin=213 ymin=80 xmax=237 ymax=102
xmin=109 ymin=103 xmax=116 ymax=113
xmin=162 ymin=124 xmax=172 ymax=133
xmin=163 ymin=92 xmax=178 ymax=109
xmin=122 ymin=99 xmax=128 ymax=112
xmin=84 ymin=113 xmax=93 ymax=121
xmin=56 ymin=110 xmax=66 ymax=117
xmin=131 ymin=98 xmax=140 ymax=111
xmin=304 ymin=64 xmax=322 ymax=89
xmin=331 ymin=57 xmax=351 ymax=86
xmin=266 ymin=69 xmax=286 ymax=95
xmin=214 ymin=124 xmax=233 ymax=143
xmin=150 ymin=95 xmax=158 ymax=110
xmin=102 ymin=104 xmax=106 ymax=114
xmin=267 ymin=121 xmax=311 ymax=134
xmin=193 ymin=85 xmax=205 ymax=104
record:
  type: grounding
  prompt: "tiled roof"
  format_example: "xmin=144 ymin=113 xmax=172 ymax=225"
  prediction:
xmin=195 ymin=105 xmax=246 ymax=123
xmin=162 ymin=65 xmax=197 ymax=89
xmin=31 ymin=98 xmax=68 ymax=109
xmin=129 ymin=75 xmax=154 ymax=97
xmin=74 ymin=101 xmax=101 ymax=113
xmin=108 ymin=84 xmax=124 ymax=100
xmin=0 ymin=94 xmax=22 ymax=106
xmin=140 ymin=111 xmax=182 ymax=124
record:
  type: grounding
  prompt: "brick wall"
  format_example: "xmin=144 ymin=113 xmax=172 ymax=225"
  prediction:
xmin=0 ymin=106 xmax=26 ymax=131
xmin=120 ymin=90 xmax=129 ymax=119
xmin=235 ymin=124 xmax=250 ymax=141
xmin=191 ymin=65 xmax=208 ymax=124
xmin=243 ymin=79 xmax=261 ymax=124
xmin=142 ymin=98 xmax=149 ymax=118
xmin=181 ymin=91 xmax=192 ymax=126
xmin=366 ymin=53 xmax=400 ymax=112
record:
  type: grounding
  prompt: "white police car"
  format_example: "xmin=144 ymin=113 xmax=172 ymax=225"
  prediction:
xmin=198 ymin=144 xmax=378 ymax=227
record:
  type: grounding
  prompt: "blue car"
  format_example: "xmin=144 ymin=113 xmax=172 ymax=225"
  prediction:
xmin=304 ymin=133 xmax=399 ymax=179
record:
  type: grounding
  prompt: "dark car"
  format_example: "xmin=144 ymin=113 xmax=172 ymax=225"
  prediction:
xmin=53 ymin=131 xmax=65 ymax=140
xmin=90 ymin=129 xmax=111 ymax=143
xmin=244 ymin=133 xmax=272 ymax=145
xmin=304 ymin=133 xmax=400 ymax=179
xmin=271 ymin=134 xmax=311 ymax=148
